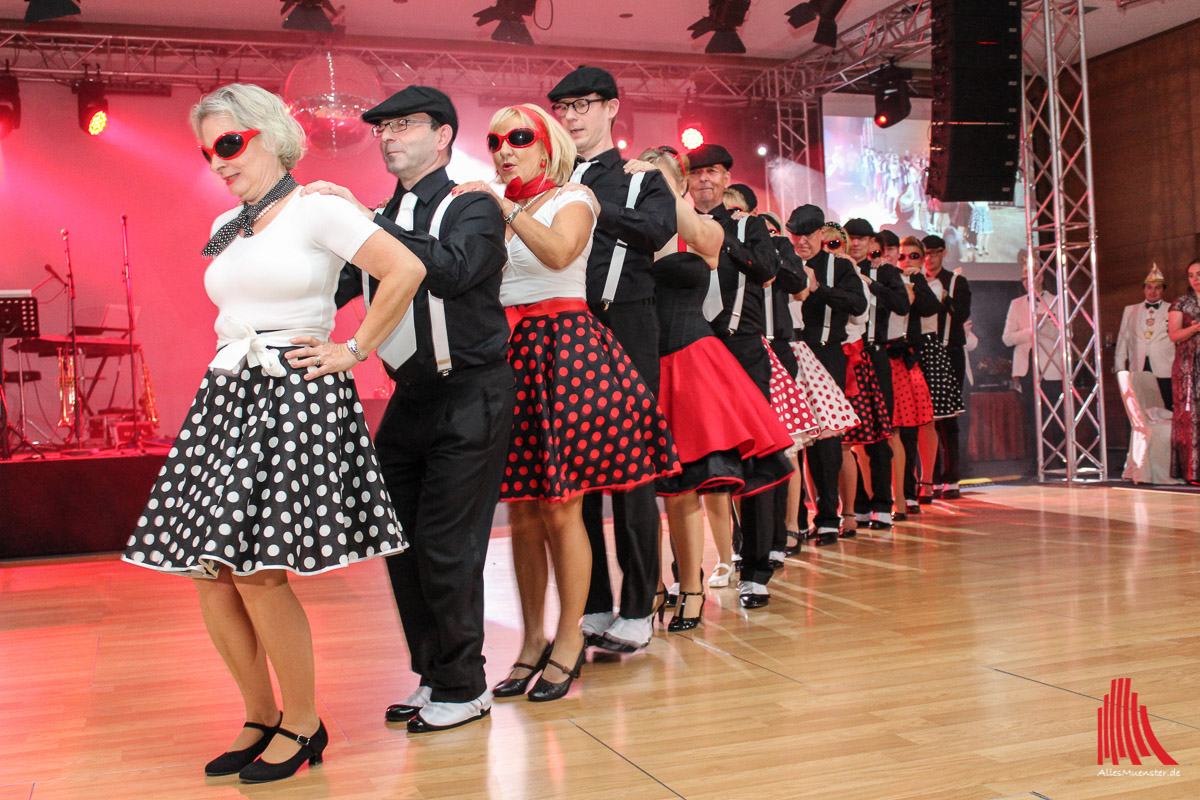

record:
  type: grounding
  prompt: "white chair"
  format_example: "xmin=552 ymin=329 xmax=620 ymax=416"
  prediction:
xmin=1118 ymin=370 xmax=1178 ymax=484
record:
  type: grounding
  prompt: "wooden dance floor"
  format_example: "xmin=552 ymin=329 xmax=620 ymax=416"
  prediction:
xmin=3 ymin=485 xmax=1198 ymax=799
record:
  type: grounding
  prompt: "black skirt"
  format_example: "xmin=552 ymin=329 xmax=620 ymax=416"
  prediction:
xmin=123 ymin=351 xmax=406 ymax=576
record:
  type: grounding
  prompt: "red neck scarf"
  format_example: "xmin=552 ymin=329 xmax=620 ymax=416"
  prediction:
xmin=502 ymin=105 xmax=557 ymax=201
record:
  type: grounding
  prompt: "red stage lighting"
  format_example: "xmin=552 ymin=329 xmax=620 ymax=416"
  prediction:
xmin=0 ymin=74 xmax=19 ymax=140
xmin=875 ymin=113 xmax=888 ymax=127
xmin=681 ymin=126 xmax=704 ymax=150
xmin=76 ymin=80 xmax=108 ymax=136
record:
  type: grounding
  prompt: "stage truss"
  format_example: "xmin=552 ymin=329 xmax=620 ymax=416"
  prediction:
xmin=1020 ymin=0 xmax=1107 ymax=483
xmin=1 ymin=3 xmax=1104 ymax=482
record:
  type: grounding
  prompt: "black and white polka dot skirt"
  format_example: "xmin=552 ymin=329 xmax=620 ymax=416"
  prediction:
xmin=123 ymin=352 xmax=406 ymax=577
xmin=915 ymin=334 xmax=965 ymax=420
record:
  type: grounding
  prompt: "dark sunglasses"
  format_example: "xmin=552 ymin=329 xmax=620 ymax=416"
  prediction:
xmin=899 ymin=252 xmax=924 ymax=261
xmin=487 ymin=127 xmax=540 ymax=152
xmin=200 ymin=129 xmax=260 ymax=163
xmin=869 ymin=249 xmax=883 ymax=259
xmin=824 ymin=239 xmax=843 ymax=250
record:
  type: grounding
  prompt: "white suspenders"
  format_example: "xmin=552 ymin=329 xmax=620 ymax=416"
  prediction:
xmin=941 ymin=272 xmax=959 ymax=347
xmin=363 ymin=191 xmax=457 ymax=374
xmin=572 ymin=161 xmax=646 ymax=309
xmin=820 ymin=256 xmax=835 ymax=345
xmin=724 ymin=217 xmax=750 ymax=334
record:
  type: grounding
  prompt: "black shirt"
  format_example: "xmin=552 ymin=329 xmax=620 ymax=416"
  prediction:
xmin=906 ymin=272 xmax=942 ymax=341
xmin=334 ymin=167 xmax=509 ymax=385
xmin=706 ymin=205 xmax=779 ymax=336
xmin=927 ymin=268 xmax=972 ymax=348
xmin=572 ymin=148 xmax=677 ymax=304
xmin=799 ymin=249 xmax=868 ymax=347
xmin=769 ymin=237 xmax=808 ymax=341
xmin=856 ymin=259 xmax=911 ymax=345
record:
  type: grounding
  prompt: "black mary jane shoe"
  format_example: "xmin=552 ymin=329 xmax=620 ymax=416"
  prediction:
xmin=527 ymin=648 xmax=586 ymax=703
xmin=815 ymin=530 xmax=839 ymax=547
xmin=238 ymin=720 xmax=328 ymax=784
xmin=668 ymin=591 xmax=706 ymax=632
xmin=893 ymin=512 xmax=907 ymax=522
xmin=493 ymin=643 xmax=553 ymax=698
xmin=204 ymin=713 xmax=282 ymax=777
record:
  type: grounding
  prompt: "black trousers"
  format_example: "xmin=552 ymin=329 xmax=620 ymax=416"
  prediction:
xmin=900 ymin=426 xmax=919 ymax=503
xmin=719 ymin=333 xmax=779 ymax=585
xmin=935 ymin=346 xmax=966 ymax=486
xmin=804 ymin=342 xmax=846 ymax=531
xmin=375 ymin=361 xmax=516 ymax=703
xmin=583 ymin=299 xmax=662 ymax=618
xmin=770 ymin=336 xmax=800 ymax=379
xmin=1141 ymin=358 xmax=1174 ymax=411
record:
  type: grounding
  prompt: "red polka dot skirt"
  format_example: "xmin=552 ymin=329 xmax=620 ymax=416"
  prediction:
xmin=889 ymin=355 xmax=934 ymax=428
xmin=500 ymin=309 xmax=680 ymax=502
xmin=764 ymin=337 xmax=820 ymax=448
xmin=841 ymin=340 xmax=894 ymax=446
xmin=790 ymin=340 xmax=860 ymax=439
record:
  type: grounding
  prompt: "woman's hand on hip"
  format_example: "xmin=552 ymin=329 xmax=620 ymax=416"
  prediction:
xmin=285 ymin=336 xmax=359 ymax=380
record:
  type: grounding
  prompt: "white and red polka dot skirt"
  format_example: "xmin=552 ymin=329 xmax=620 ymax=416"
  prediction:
xmin=790 ymin=340 xmax=860 ymax=439
xmin=764 ymin=337 xmax=821 ymax=448
xmin=501 ymin=308 xmax=680 ymax=502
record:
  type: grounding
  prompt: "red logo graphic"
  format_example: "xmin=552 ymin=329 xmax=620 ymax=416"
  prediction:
xmin=1097 ymin=678 xmax=1177 ymax=766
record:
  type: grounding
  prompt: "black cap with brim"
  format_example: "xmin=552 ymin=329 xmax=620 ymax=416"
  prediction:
xmin=687 ymin=143 xmax=733 ymax=170
xmin=844 ymin=217 xmax=875 ymax=237
xmin=361 ymin=85 xmax=459 ymax=144
xmin=922 ymin=234 xmax=946 ymax=250
xmin=548 ymin=66 xmax=619 ymax=102
xmin=786 ymin=204 xmax=824 ymax=236
xmin=729 ymin=183 xmax=758 ymax=213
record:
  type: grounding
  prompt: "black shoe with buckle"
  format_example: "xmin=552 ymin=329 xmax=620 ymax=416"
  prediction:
xmin=238 ymin=721 xmax=327 ymax=784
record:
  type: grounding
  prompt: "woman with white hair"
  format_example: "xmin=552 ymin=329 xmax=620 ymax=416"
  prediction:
xmin=123 ymin=83 xmax=426 ymax=783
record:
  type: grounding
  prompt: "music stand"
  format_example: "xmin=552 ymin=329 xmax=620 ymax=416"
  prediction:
xmin=0 ymin=294 xmax=44 ymax=460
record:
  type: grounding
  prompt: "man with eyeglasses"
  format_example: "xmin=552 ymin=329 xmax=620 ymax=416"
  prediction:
xmin=921 ymin=234 xmax=971 ymax=500
xmin=546 ymin=65 xmax=677 ymax=651
xmin=310 ymin=86 xmax=513 ymax=733
xmin=845 ymin=218 xmax=909 ymax=529
xmin=789 ymin=204 xmax=868 ymax=546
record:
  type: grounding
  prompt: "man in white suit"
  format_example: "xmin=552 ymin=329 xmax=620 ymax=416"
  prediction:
xmin=1003 ymin=268 xmax=1065 ymax=464
xmin=1114 ymin=265 xmax=1174 ymax=410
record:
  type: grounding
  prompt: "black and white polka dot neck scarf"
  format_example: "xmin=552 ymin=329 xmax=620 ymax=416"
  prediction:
xmin=202 ymin=173 xmax=298 ymax=258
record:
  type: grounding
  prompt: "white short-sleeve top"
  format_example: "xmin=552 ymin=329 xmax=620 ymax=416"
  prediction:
xmin=202 ymin=191 xmax=379 ymax=373
xmin=498 ymin=188 xmax=596 ymax=307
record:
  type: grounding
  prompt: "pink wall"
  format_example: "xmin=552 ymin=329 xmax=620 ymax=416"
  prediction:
xmin=0 ymin=81 xmax=744 ymax=441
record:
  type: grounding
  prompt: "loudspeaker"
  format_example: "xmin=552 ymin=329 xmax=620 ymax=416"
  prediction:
xmin=927 ymin=0 xmax=1022 ymax=202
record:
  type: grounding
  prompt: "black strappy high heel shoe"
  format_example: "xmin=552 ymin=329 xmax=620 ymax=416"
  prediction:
xmin=494 ymin=642 xmax=554 ymax=698
xmin=668 ymin=590 xmax=706 ymax=632
xmin=652 ymin=587 xmax=669 ymax=626
xmin=238 ymin=720 xmax=328 ymax=784
xmin=204 ymin=713 xmax=282 ymax=776
xmin=527 ymin=647 xmax=586 ymax=703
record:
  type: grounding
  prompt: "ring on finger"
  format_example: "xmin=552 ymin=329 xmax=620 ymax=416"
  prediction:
xmin=315 ymin=355 xmax=322 ymax=367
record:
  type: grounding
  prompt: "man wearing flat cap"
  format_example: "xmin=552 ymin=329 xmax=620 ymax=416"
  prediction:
xmin=846 ymin=218 xmax=909 ymax=529
xmin=789 ymin=204 xmax=868 ymax=545
xmin=312 ymin=85 xmax=513 ymax=732
xmin=548 ymin=65 xmax=678 ymax=651
xmin=688 ymin=141 xmax=786 ymax=609
xmin=922 ymin=234 xmax=970 ymax=499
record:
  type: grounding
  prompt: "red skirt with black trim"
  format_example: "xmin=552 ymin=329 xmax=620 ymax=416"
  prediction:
xmin=656 ymin=336 xmax=794 ymax=498
xmin=500 ymin=303 xmax=680 ymax=502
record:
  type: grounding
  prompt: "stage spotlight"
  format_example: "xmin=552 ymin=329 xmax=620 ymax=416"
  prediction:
xmin=0 ymin=75 xmax=19 ymax=140
xmin=280 ymin=0 xmax=339 ymax=33
xmin=24 ymin=0 xmax=81 ymax=23
xmin=872 ymin=63 xmax=912 ymax=129
xmin=76 ymin=80 xmax=108 ymax=135
xmin=757 ymin=145 xmax=768 ymax=157
xmin=474 ymin=0 xmax=536 ymax=46
xmin=688 ymin=0 xmax=750 ymax=55
xmin=681 ymin=126 xmax=705 ymax=150
xmin=785 ymin=0 xmax=846 ymax=49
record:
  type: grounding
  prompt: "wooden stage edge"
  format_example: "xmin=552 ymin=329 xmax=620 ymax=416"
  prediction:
xmin=2 ymin=484 xmax=1199 ymax=800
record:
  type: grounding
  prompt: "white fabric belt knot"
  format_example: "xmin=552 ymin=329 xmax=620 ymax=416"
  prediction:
xmin=210 ymin=314 xmax=327 ymax=378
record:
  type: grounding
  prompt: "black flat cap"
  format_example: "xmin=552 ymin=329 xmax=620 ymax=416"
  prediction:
xmin=875 ymin=229 xmax=900 ymax=248
xmin=729 ymin=183 xmax=757 ymax=213
xmin=548 ymin=66 xmax=619 ymax=102
xmin=922 ymin=234 xmax=946 ymax=250
xmin=844 ymin=217 xmax=875 ymax=237
xmin=687 ymin=143 xmax=733 ymax=170
xmin=786 ymin=204 xmax=824 ymax=236
xmin=362 ymin=86 xmax=459 ymax=143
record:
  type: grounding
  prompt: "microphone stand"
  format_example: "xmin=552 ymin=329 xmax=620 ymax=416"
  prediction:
xmin=119 ymin=214 xmax=145 ymax=452
xmin=62 ymin=229 xmax=85 ymax=448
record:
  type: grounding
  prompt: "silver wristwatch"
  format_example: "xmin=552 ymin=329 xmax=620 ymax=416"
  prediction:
xmin=346 ymin=337 xmax=369 ymax=362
